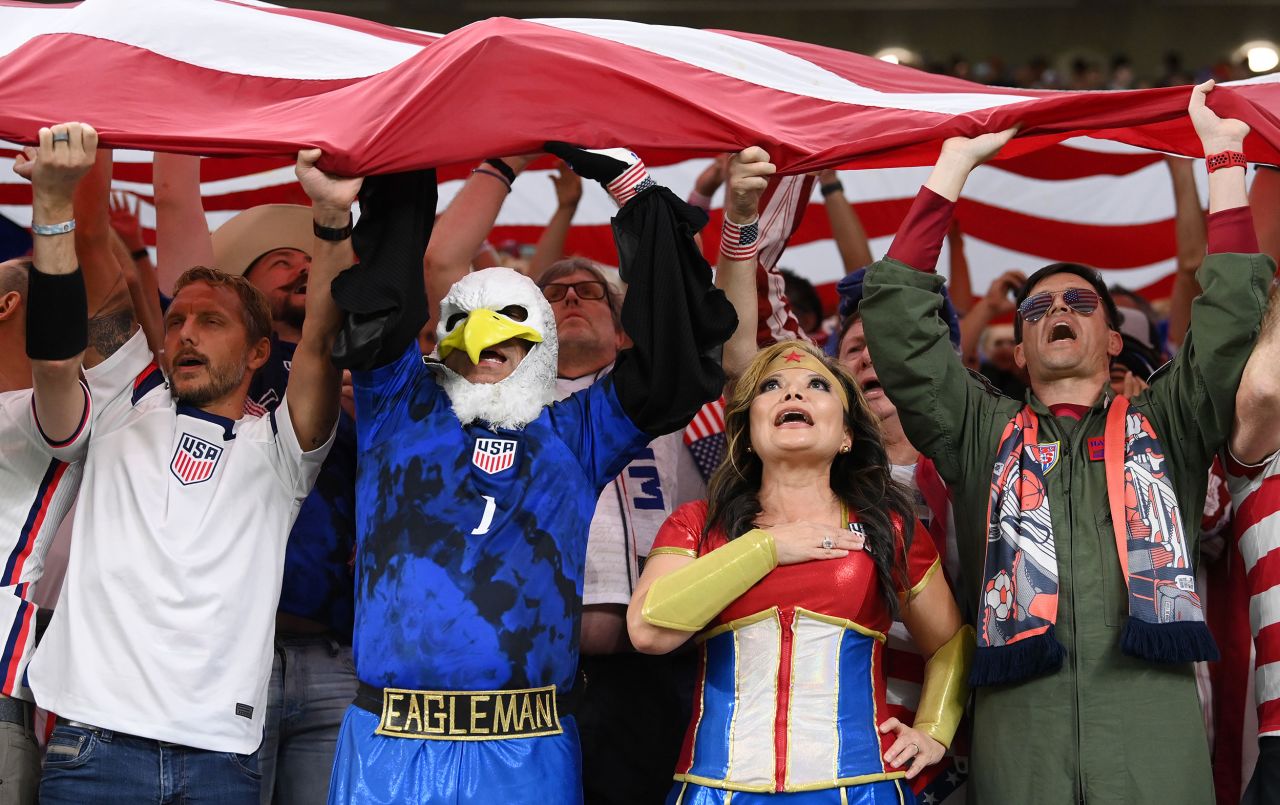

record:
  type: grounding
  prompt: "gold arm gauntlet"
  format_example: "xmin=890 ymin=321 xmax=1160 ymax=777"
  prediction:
xmin=913 ymin=624 xmax=975 ymax=749
xmin=641 ymin=529 xmax=778 ymax=632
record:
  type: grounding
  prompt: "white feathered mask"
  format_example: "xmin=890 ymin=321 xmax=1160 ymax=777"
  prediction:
xmin=432 ymin=267 xmax=559 ymax=430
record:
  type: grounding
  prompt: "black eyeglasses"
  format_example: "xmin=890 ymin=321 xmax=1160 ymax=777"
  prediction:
xmin=1017 ymin=288 xmax=1101 ymax=323
xmin=541 ymin=281 xmax=607 ymax=303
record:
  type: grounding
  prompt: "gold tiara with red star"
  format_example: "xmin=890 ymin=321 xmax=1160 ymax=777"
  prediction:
xmin=761 ymin=347 xmax=849 ymax=409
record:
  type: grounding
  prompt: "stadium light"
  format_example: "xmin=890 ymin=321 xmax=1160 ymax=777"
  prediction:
xmin=1237 ymin=40 xmax=1279 ymax=74
xmin=874 ymin=47 xmax=918 ymax=67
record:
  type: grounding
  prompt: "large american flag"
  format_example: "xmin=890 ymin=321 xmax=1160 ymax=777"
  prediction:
xmin=2 ymin=0 xmax=1279 ymax=175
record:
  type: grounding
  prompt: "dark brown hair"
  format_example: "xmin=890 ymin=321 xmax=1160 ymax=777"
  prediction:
xmin=703 ymin=340 xmax=916 ymax=617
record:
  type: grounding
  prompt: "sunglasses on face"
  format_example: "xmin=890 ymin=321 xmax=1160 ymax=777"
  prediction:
xmin=541 ymin=280 xmax=607 ymax=303
xmin=1017 ymin=287 xmax=1101 ymax=323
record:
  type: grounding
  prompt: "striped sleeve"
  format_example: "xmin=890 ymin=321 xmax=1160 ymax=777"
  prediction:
xmin=1225 ymin=447 xmax=1280 ymax=737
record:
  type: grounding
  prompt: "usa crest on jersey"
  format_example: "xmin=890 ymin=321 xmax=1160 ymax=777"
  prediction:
xmin=171 ymin=434 xmax=224 ymax=485
xmin=472 ymin=438 xmax=517 ymax=475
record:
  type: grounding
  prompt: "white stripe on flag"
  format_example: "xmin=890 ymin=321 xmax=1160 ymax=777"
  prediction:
xmin=0 ymin=0 xmax=426 ymax=77
xmin=535 ymin=18 xmax=1036 ymax=113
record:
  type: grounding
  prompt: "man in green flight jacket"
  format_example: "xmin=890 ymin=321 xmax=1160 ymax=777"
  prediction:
xmin=859 ymin=81 xmax=1274 ymax=804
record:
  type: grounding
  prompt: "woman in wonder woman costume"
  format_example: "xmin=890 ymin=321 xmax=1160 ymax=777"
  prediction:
xmin=628 ymin=340 xmax=973 ymax=805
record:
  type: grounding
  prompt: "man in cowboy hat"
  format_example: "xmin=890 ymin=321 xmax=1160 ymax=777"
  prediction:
xmin=212 ymin=204 xmax=359 ymax=805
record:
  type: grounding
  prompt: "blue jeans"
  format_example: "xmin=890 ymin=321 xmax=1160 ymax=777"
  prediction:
xmin=40 ymin=724 xmax=260 ymax=804
xmin=259 ymin=636 xmax=357 ymax=805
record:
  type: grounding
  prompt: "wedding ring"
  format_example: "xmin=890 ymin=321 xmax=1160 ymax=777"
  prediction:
xmin=822 ymin=536 xmax=835 ymax=550
xmin=52 ymin=132 xmax=71 ymax=144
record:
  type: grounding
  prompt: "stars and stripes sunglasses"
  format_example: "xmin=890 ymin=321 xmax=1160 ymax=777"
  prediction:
xmin=1017 ymin=287 xmax=1102 ymax=323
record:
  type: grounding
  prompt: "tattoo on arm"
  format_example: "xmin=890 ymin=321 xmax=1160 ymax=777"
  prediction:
xmin=86 ymin=308 xmax=137 ymax=360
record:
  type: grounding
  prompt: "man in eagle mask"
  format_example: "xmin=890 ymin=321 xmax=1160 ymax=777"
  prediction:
xmin=321 ymin=144 xmax=737 ymax=804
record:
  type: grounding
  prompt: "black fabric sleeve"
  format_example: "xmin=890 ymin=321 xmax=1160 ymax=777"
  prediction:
xmin=609 ymin=185 xmax=738 ymax=437
xmin=329 ymin=169 xmax=437 ymax=371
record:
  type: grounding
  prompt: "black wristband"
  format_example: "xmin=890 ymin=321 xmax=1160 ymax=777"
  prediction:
xmin=26 ymin=266 xmax=88 ymax=361
xmin=314 ymin=213 xmax=354 ymax=242
xmin=485 ymin=158 xmax=517 ymax=185
xmin=130 ymin=247 xmax=149 ymax=261
xmin=820 ymin=181 xmax=845 ymax=198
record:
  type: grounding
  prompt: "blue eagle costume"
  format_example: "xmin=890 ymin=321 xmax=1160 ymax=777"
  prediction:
xmin=324 ymin=147 xmax=737 ymax=804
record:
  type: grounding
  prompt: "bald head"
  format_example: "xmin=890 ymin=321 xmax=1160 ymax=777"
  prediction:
xmin=0 ymin=258 xmax=30 ymax=300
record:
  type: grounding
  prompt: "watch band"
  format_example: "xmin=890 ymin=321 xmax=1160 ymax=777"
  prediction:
xmin=31 ymin=219 xmax=75 ymax=237
xmin=313 ymin=213 xmax=353 ymax=242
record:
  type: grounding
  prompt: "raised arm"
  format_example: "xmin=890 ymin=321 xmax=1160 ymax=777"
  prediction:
xmin=152 ymin=153 xmax=214 ymax=296
xmin=859 ymin=129 xmax=1017 ymax=481
xmin=959 ymin=269 xmax=1025 ymax=367
xmin=945 ymin=220 xmax=975 ymax=314
xmin=107 ymin=191 xmax=164 ymax=354
xmin=1149 ymin=80 xmax=1270 ymax=464
xmin=528 ymin=163 xmax=581 ymax=279
xmin=817 ymin=169 xmax=874 ymax=273
xmin=1165 ymin=157 xmax=1207 ymax=351
xmin=1233 ymin=285 xmax=1280 ymax=465
xmin=717 ymin=147 xmax=775 ymax=380
xmin=16 ymin=123 xmax=97 ymax=444
xmin=285 ymin=149 xmax=354 ymax=451
xmin=72 ymin=148 xmax=139 ymax=368
xmin=546 ymin=142 xmax=738 ymax=437
xmin=1253 ymin=166 xmax=1280 ymax=264
xmin=424 ymin=156 xmax=532 ymax=332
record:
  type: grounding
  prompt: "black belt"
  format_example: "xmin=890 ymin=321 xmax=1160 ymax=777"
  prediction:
xmin=0 ymin=697 xmax=31 ymax=730
xmin=355 ymin=681 xmax=581 ymax=741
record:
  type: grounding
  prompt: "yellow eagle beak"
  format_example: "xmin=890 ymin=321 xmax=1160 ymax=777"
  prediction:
xmin=438 ymin=309 xmax=543 ymax=365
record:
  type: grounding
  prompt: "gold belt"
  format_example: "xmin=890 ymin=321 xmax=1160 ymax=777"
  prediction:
xmin=355 ymin=682 xmax=563 ymax=741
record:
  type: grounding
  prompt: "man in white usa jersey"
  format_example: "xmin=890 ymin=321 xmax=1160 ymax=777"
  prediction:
xmin=19 ymin=125 xmax=348 ymax=804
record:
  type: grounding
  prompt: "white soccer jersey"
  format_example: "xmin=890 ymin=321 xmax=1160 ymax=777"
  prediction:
xmin=27 ymin=330 xmax=333 ymax=753
xmin=0 ymin=380 xmax=91 ymax=700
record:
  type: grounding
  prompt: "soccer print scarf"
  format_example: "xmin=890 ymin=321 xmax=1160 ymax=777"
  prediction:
xmin=971 ymin=396 xmax=1218 ymax=686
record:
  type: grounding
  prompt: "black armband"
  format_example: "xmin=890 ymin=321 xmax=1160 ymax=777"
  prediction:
xmin=485 ymin=158 xmax=517 ymax=185
xmin=25 ymin=266 xmax=87 ymax=361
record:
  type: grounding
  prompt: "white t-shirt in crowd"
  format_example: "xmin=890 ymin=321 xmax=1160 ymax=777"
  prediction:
xmin=27 ymin=331 xmax=333 ymax=753
xmin=0 ymin=379 xmax=92 ymax=700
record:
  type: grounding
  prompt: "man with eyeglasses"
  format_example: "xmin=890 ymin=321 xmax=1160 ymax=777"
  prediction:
xmin=858 ymin=82 xmax=1274 ymax=804
xmin=535 ymin=258 xmax=692 ymax=804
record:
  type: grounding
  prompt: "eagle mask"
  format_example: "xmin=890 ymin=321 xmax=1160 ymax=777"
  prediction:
xmin=432 ymin=267 xmax=559 ymax=430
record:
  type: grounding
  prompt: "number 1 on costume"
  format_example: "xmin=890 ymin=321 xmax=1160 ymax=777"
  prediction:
xmin=472 ymin=495 xmax=497 ymax=535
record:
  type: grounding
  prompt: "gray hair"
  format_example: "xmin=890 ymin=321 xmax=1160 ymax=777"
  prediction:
xmin=537 ymin=258 xmax=623 ymax=330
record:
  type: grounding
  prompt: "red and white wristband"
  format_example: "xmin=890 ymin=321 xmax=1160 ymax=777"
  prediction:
xmin=1206 ymin=150 xmax=1247 ymax=173
xmin=605 ymin=158 xmax=656 ymax=206
xmin=720 ymin=216 xmax=760 ymax=262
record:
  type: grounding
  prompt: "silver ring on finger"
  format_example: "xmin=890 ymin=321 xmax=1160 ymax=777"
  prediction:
xmin=821 ymin=536 xmax=835 ymax=550
xmin=52 ymin=132 xmax=71 ymax=145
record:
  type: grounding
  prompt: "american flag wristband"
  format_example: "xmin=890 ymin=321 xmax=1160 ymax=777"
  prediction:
xmin=720 ymin=216 xmax=760 ymax=262
xmin=605 ymin=160 xmax=656 ymax=206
